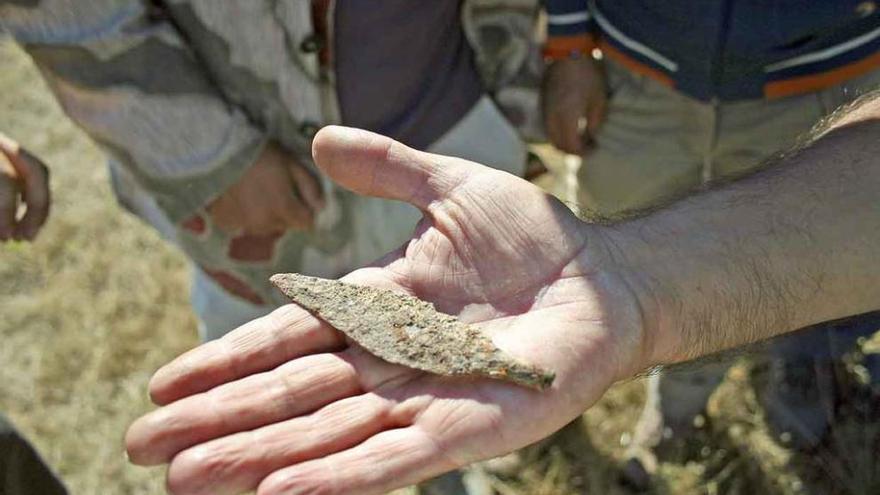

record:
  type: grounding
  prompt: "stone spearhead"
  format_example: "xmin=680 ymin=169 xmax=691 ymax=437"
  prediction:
xmin=270 ymin=273 xmax=555 ymax=390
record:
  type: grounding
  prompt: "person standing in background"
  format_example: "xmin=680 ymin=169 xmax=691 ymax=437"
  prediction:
xmin=0 ymin=0 xmax=541 ymax=341
xmin=541 ymin=0 xmax=880 ymax=485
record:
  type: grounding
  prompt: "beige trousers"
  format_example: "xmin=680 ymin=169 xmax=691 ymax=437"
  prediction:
xmin=579 ymin=62 xmax=880 ymax=216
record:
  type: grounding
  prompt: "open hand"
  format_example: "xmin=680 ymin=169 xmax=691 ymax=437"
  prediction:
xmin=0 ymin=132 xmax=50 ymax=242
xmin=207 ymin=141 xmax=325 ymax=235
xmin=126 ymin=127 xmax=649 ymax=495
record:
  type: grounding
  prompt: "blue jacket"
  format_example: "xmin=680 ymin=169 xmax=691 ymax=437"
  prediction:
xmin=544 ymin=0 xmax=880 ymax=101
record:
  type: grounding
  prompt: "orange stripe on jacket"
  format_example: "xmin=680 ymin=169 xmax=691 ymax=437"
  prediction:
xmin=543 ymin=34 xmax=597 ymax=60
xmin=764 ymin=51 xmax=880 ymax=99
xmin=599 ymin=40 xmax=675 ymax=88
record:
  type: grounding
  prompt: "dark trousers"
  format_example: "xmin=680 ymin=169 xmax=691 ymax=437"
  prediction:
xmin=0 ymin=414 xmax=67 ymax=495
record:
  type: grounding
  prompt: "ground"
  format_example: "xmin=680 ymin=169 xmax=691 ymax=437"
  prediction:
xmin=1 ymin=41 xmax=878 ymax=495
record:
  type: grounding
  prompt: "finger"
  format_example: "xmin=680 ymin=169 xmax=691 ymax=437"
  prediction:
xmin=287 ymin=162 xmax=325 ymax=213
xmin=148 ymin=267 xmax=408 ymax=405
xmin=237 ymin=192 xmax=296 ymax=235
xmin=149 ymin=304 xmax=345 ymax=405
xmin=165 ymin=393 xmax=411 ymax=495
xmin=312 ymin=126 xmax=476 ymax=211
xmin=128 ymin=352 xmax=362 ymax=466
xmin=0 ymin=132 xmax=21 ymax=158
xmin=207 ymin=199 xmax=245 ymax=234
xmin=586 ymin=94 xmax=607 ymax=137
xmin=0 ymin=171 xmax=16 ymax=241
xmin=547 ymin=112 xmax=584 ymax=155
xmin=258 ymin=426 xmax=455 ymax=495
xmin=274 ymin=185 xmax=313 ymax=231
xmin=235 ymin=179 xmax=309 ymax=234
xmin=13 ymin=150 xmax=50 ymax=241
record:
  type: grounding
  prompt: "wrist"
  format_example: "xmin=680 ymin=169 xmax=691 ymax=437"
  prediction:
xmin=585 ymin=218 xmax=692 ymax=374
xmin=574 ymin=222 xmax=669 ymax=381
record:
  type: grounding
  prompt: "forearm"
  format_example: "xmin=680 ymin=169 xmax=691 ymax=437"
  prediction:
xmin=602 ymin=92 xmax=880 ymax=366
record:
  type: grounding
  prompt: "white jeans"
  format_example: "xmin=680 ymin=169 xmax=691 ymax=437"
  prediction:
xmin=194 ymin=96 xmax=526 ymax=341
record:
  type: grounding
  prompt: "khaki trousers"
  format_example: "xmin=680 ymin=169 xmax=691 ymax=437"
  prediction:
xmin=580 ymin=63 xmax=880 ymax=215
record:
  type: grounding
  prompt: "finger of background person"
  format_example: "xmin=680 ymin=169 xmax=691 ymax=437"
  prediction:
xmin=0 ymin=131 xmax=21 ymax=158
xmin=274 ymin=184 xmax=313 ymax=231
xmin=0 ymin=173 xmax=17 ymax=241
xmin=128 ymin=352 xmax=362 ymax=466
xmin=312 ymin=126 xmax=476 ymax=211
xmin=207 ymin=199 xmax=246 ymax=234
xmin=287 ymin=162 xmax=325 ymax=213
xmin=236 ymin=192 xmax=297 ymax=235
xmin=547 ymin=112 xmax=584 ymax=155
xmin=0 ymin=134 xmax=21 ymax=240
xmin=257 ymin=425 xmax=456 ymax=495
xmin=13 ymin=150 xmax=50 ymax=241
xmin=149 ymin=304 xmax=345 ymax=405
xmin=586 ymin=95 xmax=607 ymax=137
xmin=234 ymin=174 xmax=310 ymax=234
xmin=164 ymin=392 xmax=413 ymax=495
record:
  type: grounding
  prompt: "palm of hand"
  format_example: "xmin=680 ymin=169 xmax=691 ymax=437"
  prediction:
xmin=344 ymin=167 xmax=641 ymax=469
xmin=126 ymin=127 xmax=644 ymax=495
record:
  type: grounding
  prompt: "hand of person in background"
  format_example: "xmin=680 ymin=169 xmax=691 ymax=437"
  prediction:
xmin=542 ymin=57 xmax=608 ymax=155
xmin=125 ymin=126 xmax=648 ymax=495
xmin=207 ymin=141 xmax=325 ymax=235
xmin=0 ymin=132 xmax=51 ymax=242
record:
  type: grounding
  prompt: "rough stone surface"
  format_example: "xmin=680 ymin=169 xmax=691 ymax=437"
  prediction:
xmin=271 ymin=273 xmax=555 ymax=390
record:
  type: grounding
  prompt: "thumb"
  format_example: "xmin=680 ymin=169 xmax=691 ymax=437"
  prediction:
xmin=12 ymin=150 xmax=50 ymax=241
xmin=0 ymin=133 xmax=51 ymax=240
xmin=0 ymin=169 xmax=16 ymax=241
xmin=311 ymin=126 xmax=472 ymax=210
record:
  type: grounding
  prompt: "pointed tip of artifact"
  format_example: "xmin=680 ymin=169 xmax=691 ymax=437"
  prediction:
xmin=270 ymin=272 xmax=310 ymax=298
xmin=270 ymin=272 xmax=314 ymax=287
xmin=271 ymin=273 xmax=339 ymax=301
xmin=269 ymin=272 xmax=294 ymax=286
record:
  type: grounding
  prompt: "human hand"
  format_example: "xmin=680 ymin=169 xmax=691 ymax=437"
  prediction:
xmin=207 ymin=142 xmax=325 ymax=235
xmin=0 ymin=132 xmax=50 ymax=242
xmin=126 ymin=126 xmax=651 ymax=495
xmin=542 ymin=57 xmax=608 ymax=154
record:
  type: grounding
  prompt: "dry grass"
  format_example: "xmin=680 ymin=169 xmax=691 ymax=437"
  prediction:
xmin=0 ymin=40 xmax=195 ymax=494
xmin=1 ymin=40 xmax=878 ymax=495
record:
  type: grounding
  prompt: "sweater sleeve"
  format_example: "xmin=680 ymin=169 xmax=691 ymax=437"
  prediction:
xmin=0 ymin=0 xmax=268 ymax=223
xmin=543 ymin=0 xmax=597 ymax=60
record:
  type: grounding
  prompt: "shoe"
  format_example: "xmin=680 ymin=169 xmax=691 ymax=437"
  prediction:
xmin=862 ymin=352 xmax=880 ymax=397
xmin=758 ymin=358 xmax=835 ymax=451
xmin=620 ymin=372 xmax=717 ymax=490
xmin=620 ymin=410 xmax=710 ymax=491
